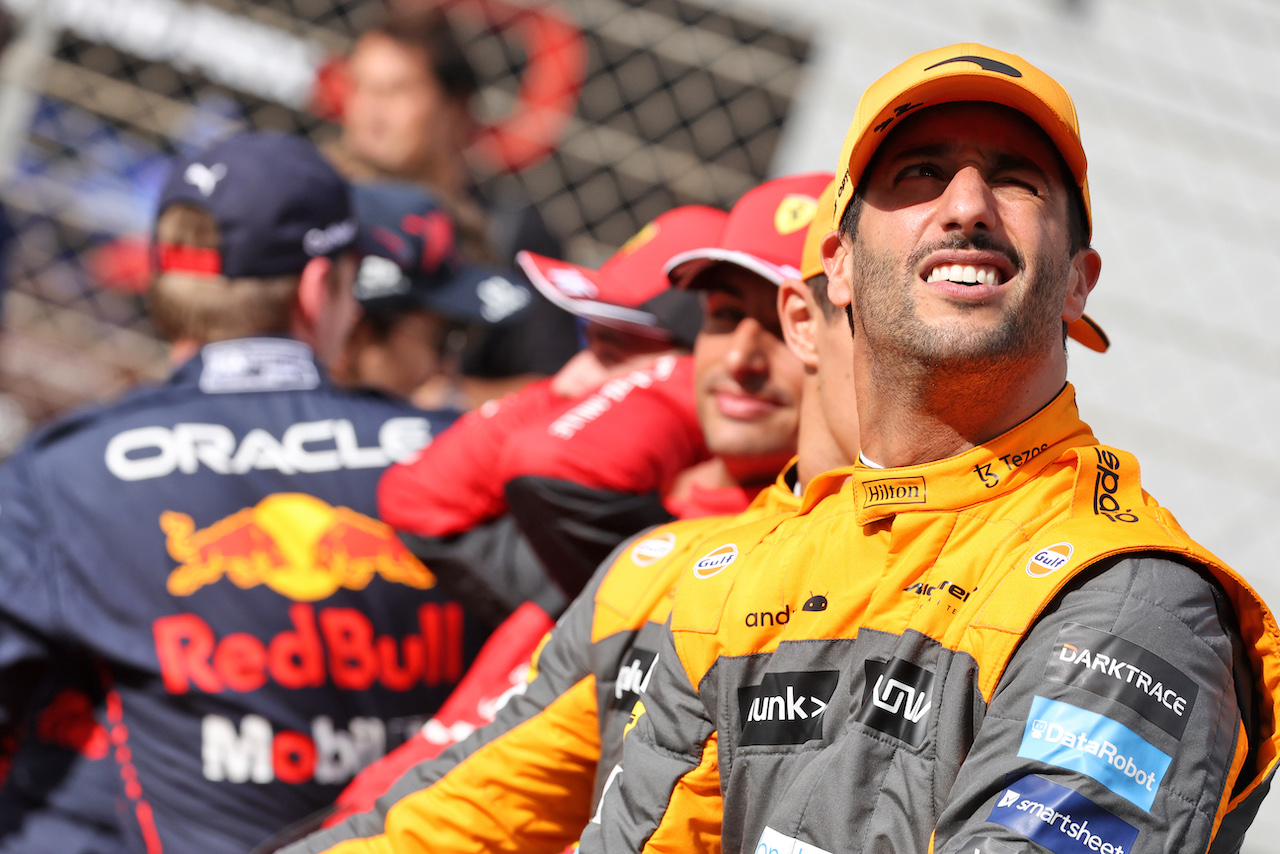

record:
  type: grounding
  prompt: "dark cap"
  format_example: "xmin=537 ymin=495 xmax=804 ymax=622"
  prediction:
xmin=154 ymin=131 xmax=357 ymax=278
xmin=352 ymin=181 xmax=532 ymax=325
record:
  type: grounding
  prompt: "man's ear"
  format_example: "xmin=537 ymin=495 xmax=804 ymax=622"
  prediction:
xmin=778 ymin=278 xmax=819 ymax=370
xmin=1061 ymin=247 xmax=1102 ymax=323
xmin=821 ymin=232 xmax=851 ymax=308
xmin=292 ymin=255 xmax=335 ymax=345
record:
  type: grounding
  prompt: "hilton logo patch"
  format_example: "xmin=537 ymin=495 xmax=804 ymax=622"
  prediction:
xmin=692 ymin=544 xmax=738 ymax=579
xmin=1026 ymin=542 xmax=1074 ymax=577
xmin=862 ymin=476 xmax=926 ymax=507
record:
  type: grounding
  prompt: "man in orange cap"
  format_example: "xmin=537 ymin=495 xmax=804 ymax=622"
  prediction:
xmin=584 ymin=44 xmax=1278 ymax=854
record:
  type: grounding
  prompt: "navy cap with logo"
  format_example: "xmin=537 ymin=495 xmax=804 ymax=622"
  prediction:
xmin=351 ymin=182 xmax=533 ymax=325
xmin=154 ymin=130 xmax=358 ymax=278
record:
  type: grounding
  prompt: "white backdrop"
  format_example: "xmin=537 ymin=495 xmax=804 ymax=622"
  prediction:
xmin=733 ymin=0 xmax=1280 ymax=847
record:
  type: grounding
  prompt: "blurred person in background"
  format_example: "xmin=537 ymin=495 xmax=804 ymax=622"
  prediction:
xmin=377 ymin=203 xmax=724 ymax=630
xmin=333 ymin=181 xmax=534 ymax=403
xmin=329 ymin=3 xmax=578 ymax=406
xmin=0 ymin=131 xmax=487 ymax=854
xmin=277 ymin=172 xmax=839 ymax=854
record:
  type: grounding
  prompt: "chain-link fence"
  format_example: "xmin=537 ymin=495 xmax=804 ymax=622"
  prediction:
xmin=0 ymin=0 xmax=811 ymax=439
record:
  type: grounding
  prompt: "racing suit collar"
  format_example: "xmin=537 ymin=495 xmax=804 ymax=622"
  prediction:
xmin=801 ymin=384 xmax=1097 ymax=524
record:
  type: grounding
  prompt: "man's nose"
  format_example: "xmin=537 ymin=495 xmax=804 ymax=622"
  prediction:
xmin=725 ymin=317 xmax=771 ymax=388
xmin=938 ymin=166 xmax=998 ymax=237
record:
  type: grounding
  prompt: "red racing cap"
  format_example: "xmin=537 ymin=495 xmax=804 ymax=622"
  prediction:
xmin=517 ymin=204 xmax=727 ymax=344
xmin=665 ymin=172 xmax=833 ymax=290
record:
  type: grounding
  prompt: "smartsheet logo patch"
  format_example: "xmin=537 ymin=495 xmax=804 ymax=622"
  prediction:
xmin=988 ymin=775 xmax=1139 ymax=854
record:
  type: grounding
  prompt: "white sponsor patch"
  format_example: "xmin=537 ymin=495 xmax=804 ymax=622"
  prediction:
xmin=477 ymin=276 xmax=531 ymax=322
xmin=1026 ymin=542 xmax=1074 ymax=578
xmin=184 ymin=162 xmax=227 ymax=197
xmin=755 ymin=825 xmax=835 ymax=854
xmin=630 ymin=532 xmax=676 ymax=566
xmin=199 ymin=339 xmax=320 ymax=394
xmin=692 ymin=543 xmax=737 ymax=579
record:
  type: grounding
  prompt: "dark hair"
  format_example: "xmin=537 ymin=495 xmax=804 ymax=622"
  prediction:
xmin=804 ymin=272 xmax=841 ymax=321
xmin=369 ymin=6 xmax=478 ymax=102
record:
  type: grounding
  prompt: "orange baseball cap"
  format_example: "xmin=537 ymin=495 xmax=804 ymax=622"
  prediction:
xmin=666 ymin=172 xmax=834 ymax=289
xmin=800 ymin=178 xmax=839 ymax=282
xmin=831 ymin=44 xmax=1107 ymax=352
xmin=517 ymin=204 xmax=727 ymax=339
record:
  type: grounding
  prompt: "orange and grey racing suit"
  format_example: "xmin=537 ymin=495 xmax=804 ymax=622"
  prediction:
xmin=583 ymin=384 xmax=1280 ymax=854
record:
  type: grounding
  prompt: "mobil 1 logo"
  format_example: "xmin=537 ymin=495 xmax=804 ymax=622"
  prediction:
xmin=856 ymin=658 xmax=934 ymax=747
xmin=737 ymin=670 xmax=839 ymax=746
xmin=1046 ymin=623 xmax=1198 ymax=739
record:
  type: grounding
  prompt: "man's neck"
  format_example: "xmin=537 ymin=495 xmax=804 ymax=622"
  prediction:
xmin=855 ymin=345 xmax=1066 ymax=468
xmin=796 ymin=375 xmax=855 ymax=487
xmin=168 ymin=339 xmax=202 ymax=366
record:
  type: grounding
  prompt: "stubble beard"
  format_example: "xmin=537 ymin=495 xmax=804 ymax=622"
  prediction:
xmin=847 ymin=234 xmax=1070 ymax=393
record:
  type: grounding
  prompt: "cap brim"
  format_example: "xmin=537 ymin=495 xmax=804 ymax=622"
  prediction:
xmin=516 ymin=251 xmax=671 ymax=338
xmin=664 ymin=248 xmax=801 ymax=290
xmin=1068 ymin=313 xmax=1108 ymax=352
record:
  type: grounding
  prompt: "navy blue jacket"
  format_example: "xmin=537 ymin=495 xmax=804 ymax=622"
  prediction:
xmin=0 ymin=338 xmax=486 ymax=854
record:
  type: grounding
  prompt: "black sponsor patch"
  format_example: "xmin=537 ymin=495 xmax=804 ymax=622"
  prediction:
xmin=611 ymin=647 xmax=657 ymax=713
xmin=957 ymin=837 xmax=1018 ymax=854
xmin=1045 ymin=623 xmax=1198 ymax=739
xmin=737 ymin=670 xmax=839 ymax=746
xmin=857 ymin=659 xmax=934 ymax=747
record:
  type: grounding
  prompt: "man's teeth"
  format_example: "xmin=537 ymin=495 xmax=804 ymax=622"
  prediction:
xmin=926 ymin=264 xmax=999 ymax=286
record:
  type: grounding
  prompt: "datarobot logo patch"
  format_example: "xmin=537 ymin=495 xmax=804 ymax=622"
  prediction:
xmin=1019 ymin=696 xmax=1171 ymax=811
xmin=1046 ymin=623 xmax=1198 ymax=739
xmin=988 ymin=775 xmax=1139 ymax=854
xmin=737 ymin=670 xmax=839 ymax=746
xmin=856 ymin=658 xmax=934 ymax=747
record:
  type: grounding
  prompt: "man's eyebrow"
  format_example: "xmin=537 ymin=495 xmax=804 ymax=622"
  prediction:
xmin=882 ymin=142 xmax=953 ymax=164
xmin=991 ymin=152 xmax=1050 ymax=182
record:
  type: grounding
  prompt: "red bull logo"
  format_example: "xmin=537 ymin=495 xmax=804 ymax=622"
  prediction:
xmin=153 ymin=602 xmax=465 ymax=694
xmin=161 ymin=493 xmax=434 ymax=601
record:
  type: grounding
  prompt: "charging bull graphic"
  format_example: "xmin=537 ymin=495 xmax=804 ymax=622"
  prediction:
xmin=161 ymin=493 xmax=435 ymax=601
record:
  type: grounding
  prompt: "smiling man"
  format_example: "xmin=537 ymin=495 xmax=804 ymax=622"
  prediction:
xmin=582 ymin=44 xmax=1279 ymax=854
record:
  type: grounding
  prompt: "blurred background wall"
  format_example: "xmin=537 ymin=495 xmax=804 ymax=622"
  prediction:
xmin=0 ymin=0 xmax=1274 ymax=845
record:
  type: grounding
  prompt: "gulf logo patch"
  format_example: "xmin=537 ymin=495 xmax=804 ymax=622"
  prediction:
xmin=1027 ymin=542 xmax=1074 ymax=577
xmin=630 ymin=532 xmax=676 ymax=567
xmin=692 ymin=543 xmax=738 ymax=579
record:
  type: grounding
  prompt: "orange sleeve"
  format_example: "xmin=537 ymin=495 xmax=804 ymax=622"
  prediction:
xmin=375 ymin=676 xmax=601 ymax=853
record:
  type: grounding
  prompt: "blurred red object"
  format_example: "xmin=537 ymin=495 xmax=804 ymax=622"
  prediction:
xmin=88 ymin=235 xmax=152 ymax=294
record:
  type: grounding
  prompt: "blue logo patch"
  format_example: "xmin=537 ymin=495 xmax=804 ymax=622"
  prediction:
xmin=989 ymin=775 xmax=1139 ymax=854
xmin=1018 ymin=696 xmax=1171 ymax=811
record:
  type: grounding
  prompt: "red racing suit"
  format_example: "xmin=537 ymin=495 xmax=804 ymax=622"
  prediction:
xmin=583 ymin=384 xmax=1280 ymax=854
xmin=378 ymin=355 xmax=708 ymax=624
xmin=279 ymin=467 xmax=802 ymax=853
